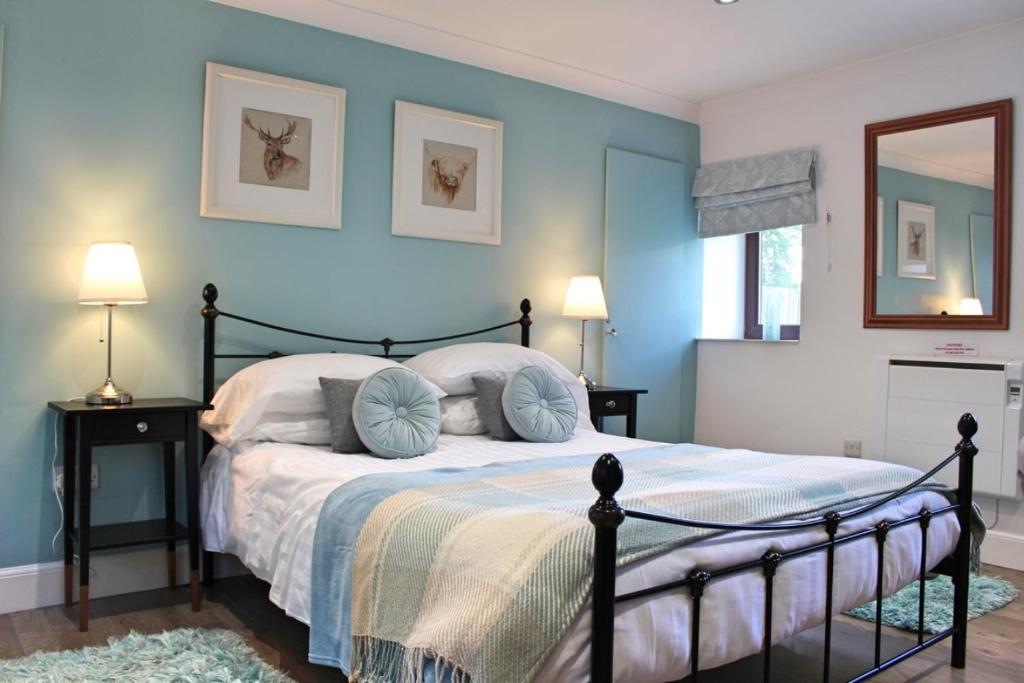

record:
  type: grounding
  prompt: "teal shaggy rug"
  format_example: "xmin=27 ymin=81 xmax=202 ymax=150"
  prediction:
xmin=845 ymin=574 xmax=1018 ymax=634
xmin=0 ymin=628 xmax=295 ymax=682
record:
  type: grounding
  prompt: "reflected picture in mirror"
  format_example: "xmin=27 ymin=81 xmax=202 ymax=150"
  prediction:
xmin=864 ymin=99 xmax=1011 ymax=329
xmin=896 ymin=201 xmax=936 ymax=281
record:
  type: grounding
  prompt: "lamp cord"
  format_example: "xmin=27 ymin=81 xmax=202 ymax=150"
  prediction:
xmin=51 ymin=399 xmax=93 ymax=582
xmin=50 ymin=415 xmax=64 ymax=556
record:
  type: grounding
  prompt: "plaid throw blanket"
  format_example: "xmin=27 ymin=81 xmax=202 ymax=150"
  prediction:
xmin=309 ymin=445 xmax=954 ymax=682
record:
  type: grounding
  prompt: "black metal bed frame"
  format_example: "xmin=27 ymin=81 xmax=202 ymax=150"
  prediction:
xmin=589 ymin=413 xmax=979 ymax=682
xmin=199 ymin=283 xmax=533 ymax=581
xmin=198 ymin=285 xmax=978 ymax=682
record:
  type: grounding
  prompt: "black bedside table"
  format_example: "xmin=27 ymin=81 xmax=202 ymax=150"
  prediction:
xmin=46 ymin=397 xmax=212 ymax=631
xmin=587 ymin=386 xmax=648 ymax=438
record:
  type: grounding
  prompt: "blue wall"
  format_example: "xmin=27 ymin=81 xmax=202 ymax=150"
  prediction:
xmin=0 ymin=0 xmax=699 ymax=568
xmin=876 ymin=166 xmax=994 ymax=315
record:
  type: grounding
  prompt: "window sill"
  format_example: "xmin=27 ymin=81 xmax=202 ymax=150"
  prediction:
xmin=696 ymin=337 xmax=800 ymax=344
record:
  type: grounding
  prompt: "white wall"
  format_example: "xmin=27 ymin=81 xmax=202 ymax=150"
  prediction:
xmin=695 ymin=19 xmax=1024 ymax=568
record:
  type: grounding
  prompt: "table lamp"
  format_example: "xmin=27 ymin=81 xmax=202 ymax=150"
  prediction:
xmin=78 ymin=242 xmax=148 ymax=404
xmin=562 ymin=275 xmax=608 ymax=390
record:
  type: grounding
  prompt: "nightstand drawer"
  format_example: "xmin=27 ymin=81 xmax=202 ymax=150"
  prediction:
xmin=91 ymin=412 xmax=187 ymax=442
xmin=592 ymin=392 xmax=631 ymax=415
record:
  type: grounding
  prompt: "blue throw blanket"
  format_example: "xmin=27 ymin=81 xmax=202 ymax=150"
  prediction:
xmin=308 ymin=444 xmax=950 ymax=682
xmin=307 ymin=445 xmax=718 ymax=673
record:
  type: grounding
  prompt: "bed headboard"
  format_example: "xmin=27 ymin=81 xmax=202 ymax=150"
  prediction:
xmin=200 ymin=281 xmax=532 ymax=428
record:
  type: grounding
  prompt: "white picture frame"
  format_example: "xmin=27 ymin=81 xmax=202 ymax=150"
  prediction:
xmin=391 ymin=101 xmax=503 ymax=245
xmin=200 ymin=63 xmax=346 ymax=230
xmin=876 ymin=196 xmax=884 ymax=278
xmin=896 ymin=200 xmax=936 ymax=280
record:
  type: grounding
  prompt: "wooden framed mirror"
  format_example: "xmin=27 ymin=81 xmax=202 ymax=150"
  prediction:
xmin=864 ymin=99 xmax=1012 ymax=329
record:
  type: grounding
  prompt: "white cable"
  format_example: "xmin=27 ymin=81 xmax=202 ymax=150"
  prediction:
xmin=986 ymin=500 xmax=1001 ymax=530
xmin=50 ymin=396 xmax=86 ymax=559
xmin=50 ymin=415 xmax=64 ymax=556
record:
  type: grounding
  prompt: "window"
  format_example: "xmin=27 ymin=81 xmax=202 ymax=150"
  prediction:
xmin=744 ymin=226 xmax=802 ymax=340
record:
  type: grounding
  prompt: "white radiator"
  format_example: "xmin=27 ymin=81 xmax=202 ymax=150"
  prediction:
xmin=873 ymin=356 xmax=1023 ymax=500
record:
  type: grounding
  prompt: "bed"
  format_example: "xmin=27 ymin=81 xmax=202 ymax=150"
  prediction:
xmin=197 ymin=284 xmax=980 ymax=683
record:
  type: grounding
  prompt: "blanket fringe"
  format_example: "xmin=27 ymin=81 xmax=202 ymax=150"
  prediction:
xmin=350 ymin=636 xmax=471 ymax=683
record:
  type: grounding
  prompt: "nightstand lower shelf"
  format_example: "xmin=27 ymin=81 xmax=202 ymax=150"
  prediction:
xmin=71 ymin=520 xmax=189 ymax=551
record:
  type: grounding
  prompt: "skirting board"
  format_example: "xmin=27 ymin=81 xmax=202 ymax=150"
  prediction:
xmin=0 ymin=547 xmax=246 ymax=615
xmin=982 ymin=529 xmax=1024 ymax=572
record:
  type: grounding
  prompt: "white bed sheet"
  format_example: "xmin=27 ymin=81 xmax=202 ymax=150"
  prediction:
xmin=201 ymin=432 xmax=958 ymax=682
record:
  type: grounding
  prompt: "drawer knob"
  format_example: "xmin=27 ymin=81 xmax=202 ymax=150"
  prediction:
xmin=605 ymin=400 xmax=617 ymax=409
xmin=136 ymin=421 xmax=149 ymax=434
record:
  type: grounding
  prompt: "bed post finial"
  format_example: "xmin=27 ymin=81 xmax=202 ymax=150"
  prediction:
xmin=951 ymin=412 xmax=978 ymax=669
xmin=519 ymin=298 xmax=532 ymax=348
xmin=591 ymin=453 xmax=623 ymax=502
xmin=956 ymin=412 xmax=978 ymax=445
xmin=202 ymin=283 xmax=219 ymax=318
xmin=589 ymin=453 xmax=623 ymax=683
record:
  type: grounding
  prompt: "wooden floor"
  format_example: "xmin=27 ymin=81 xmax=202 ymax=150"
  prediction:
xmin=0 ymin=565 xmax=1020 ymax=682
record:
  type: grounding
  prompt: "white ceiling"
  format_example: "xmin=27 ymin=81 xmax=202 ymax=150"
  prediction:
xmin=878 ymin=118 xmax=996 ymax=189
xmin=214 ymin=0 xmax=1024 ymax=121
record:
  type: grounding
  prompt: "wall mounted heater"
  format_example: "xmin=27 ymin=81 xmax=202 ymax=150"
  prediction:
xmin=873 ymin=356 xmax=1023 ymax=500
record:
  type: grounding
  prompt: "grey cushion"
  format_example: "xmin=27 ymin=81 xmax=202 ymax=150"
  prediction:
xmin=318 ymin=377 xmax=366 ymax=453
xmin=472 ymin=374 xmax=521 ymax=441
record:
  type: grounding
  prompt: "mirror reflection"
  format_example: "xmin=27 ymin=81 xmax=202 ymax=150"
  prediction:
xmin=874 ymin=118 xmax=994 ymax=316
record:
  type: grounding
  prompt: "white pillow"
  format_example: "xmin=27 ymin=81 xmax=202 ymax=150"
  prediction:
xmin=403 ymin=343 xmax=593 ymax=431
xmin=248 ymin=417 xmax=331 ymax=445
xmin=439 ymin=396 xmax=487 ymax=435
xmin=201 ymin=353 xmax=446 ymax=446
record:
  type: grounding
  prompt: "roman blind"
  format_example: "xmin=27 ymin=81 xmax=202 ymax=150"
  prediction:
xmin=693 ymin=148 xmax=817 ymax=238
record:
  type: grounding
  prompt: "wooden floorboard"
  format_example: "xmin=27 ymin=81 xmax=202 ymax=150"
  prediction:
xmin=0 ymin=615 xmax=22 ymax=660
xmin=0 ymin=565 xmax=1020 ymax=682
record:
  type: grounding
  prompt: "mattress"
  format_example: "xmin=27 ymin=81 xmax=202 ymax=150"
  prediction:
xmin=200 ymin=432 xmax=959 ymax=682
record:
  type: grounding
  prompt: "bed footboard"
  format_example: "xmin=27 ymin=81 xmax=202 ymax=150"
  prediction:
xmin=588 ymin=413 xmax=979 ymax=683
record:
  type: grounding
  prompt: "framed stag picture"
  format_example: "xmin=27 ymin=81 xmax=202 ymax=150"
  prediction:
xmin=391 ymin=101 xmax=503 ymax=245
xmin=200 ymin=63 xmax=346 ymax=230
xmin=896 ymin=200 xmax=936 ymax=279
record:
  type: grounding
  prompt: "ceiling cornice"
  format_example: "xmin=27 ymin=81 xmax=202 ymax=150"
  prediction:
xmin=212 ymin=0 xmax=701 ymax=123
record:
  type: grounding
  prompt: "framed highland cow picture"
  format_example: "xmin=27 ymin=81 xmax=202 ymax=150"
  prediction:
xmin=392 ymin=101 xmax=503 ymax=245
xmin=200 ymin=63 xmax=346 ymax=229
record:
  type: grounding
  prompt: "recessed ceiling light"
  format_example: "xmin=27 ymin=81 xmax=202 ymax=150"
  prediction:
xmin=715 ymin=0 xmax=739 ymax=5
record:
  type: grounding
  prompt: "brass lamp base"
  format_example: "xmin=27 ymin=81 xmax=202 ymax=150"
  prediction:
xmin=85 ymin=378 xmax=132 ymax=405
xmin=577 ymin=371 xmax=596 ymax=391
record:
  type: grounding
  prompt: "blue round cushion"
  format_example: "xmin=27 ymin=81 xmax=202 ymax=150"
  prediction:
xmin=352 ymin=367 xmax=441 ymax=459
xmin=501 ymin=365 xmax=577 ymax=443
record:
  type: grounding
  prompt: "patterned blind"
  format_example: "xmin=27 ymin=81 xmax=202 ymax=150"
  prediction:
xmin=692 ymin=148 xmax=817 ymax=238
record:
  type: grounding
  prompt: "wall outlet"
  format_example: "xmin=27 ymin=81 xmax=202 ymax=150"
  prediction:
xmin=52 ymin=465 xmax=99 ymax=490
xmin=843 ymin=439 xmax=862 ymax=458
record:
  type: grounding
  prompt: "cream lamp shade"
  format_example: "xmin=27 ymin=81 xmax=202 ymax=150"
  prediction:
xmin=959 ymin=297 xmax=984 ymax=316
xmin=562 ymin=275 xmax=608 ymax=320
xmin=78 ymin=242 xmax=148 ymax=305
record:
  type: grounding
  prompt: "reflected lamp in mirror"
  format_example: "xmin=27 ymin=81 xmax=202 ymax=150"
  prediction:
xmin=959 ymin=297 xmax=984 ymax=316
xmin=78 ymin=242 xmax=148 ymax=404
xmin=562 ymin=275 xmax=608 ymax=390
xmin=864 ymin=99 xmax=1012 ymax=329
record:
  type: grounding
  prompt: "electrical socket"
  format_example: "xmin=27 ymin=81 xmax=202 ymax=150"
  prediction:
xmin=52 ymin=465 xmax=99 ymax=490
xmin=843 ymin=439 xmax=862 ymax=458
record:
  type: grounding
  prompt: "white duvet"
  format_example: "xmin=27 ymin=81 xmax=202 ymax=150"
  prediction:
xmin=201 ymin=432 xmax=958 ymax=681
